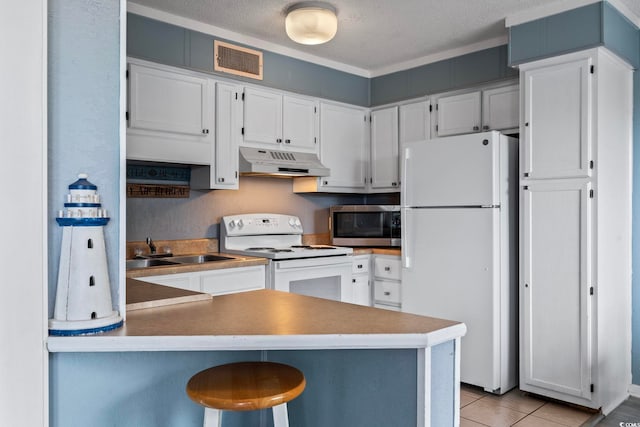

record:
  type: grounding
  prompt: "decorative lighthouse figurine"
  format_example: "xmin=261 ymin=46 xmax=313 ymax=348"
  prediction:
xmin=49 ymin=173 xmax=123 ymax=335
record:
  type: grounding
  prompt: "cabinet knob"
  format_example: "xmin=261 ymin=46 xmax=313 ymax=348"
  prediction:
xmin=483 ymin=125 xmax=490 ymax=130
xmin=473 ymin=126 xmax=480 ymax=131
xmin=352 ymin=279 xmax=356 ymax=283
xmin=285 ymin=139 xmax=291 ymax=144
xmin=384 ymin=291 xmax=391 ymax=296
xmin=357 ymin=264 xmax=363 ymax=269
xmin=202 ymin=129 xmax=209 ymax=134
xmin=276 ymin=138 xmax=282 ymax=143
xmin=392 ymin=182 xmax=397 ymax=186
xmin=218 ymin=177 xmax=225 ymax=183
xmin=384 ymin=266 xmax=391 ymax=271
xmin=323 ymin=180 xmax=328 ymax=185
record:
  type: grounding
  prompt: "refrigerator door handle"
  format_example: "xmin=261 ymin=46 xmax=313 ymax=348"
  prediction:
xmin=401 ymin=208 xmax=411 ymax=268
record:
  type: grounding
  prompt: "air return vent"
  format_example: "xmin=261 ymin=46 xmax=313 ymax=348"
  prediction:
xmin=214 ymin=40 xmax=263 ymax=80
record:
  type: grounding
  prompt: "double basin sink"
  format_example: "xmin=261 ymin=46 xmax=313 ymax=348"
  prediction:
xmin=126 ymin=254 xmax=233 ymax=270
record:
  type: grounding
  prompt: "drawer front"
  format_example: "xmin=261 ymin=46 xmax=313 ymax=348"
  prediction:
xmin=352 ymin=255 xmax=370 ymax=274
xmin=374 ymin=279 xmax=401 ymax=305
xmin=374 ymin=256 xmax=401 ymax=280
xmin=140 ymin=273 xmax=200 ymax=292
xmin=200 ymin=266 xmax=265 ymax=296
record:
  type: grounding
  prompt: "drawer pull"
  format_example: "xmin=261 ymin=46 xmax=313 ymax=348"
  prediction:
xmin=352 ymin=279 xmax=356 ymax=283
xmin=384 ymin=291 xmax=391 ymax=296
xmin=357 ymin=264 xmax=363 ymax=269
xmin=384 ymin=266 xmax=391 ymax=271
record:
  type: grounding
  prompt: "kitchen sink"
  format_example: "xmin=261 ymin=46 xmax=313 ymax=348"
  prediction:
xmin=171 ymin=254 xmax=234 ymax=264
xmin=126 ymin=258 xmax=179 ymax=269
xmin=126 ymin=254 xmax=235 ymax=269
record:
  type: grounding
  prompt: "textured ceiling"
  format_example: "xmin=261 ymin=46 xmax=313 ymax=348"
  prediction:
xmin=128 ymin=0 xmax=640 ymax=76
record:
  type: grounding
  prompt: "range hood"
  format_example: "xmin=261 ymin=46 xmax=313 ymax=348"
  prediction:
xmin=238 ymin=147 xmax=330 ymax=177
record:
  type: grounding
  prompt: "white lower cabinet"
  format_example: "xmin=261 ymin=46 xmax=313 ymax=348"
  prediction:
xmin=351 ymin=255 xmax=371 ymax=306
xmin=138 ymin=265 xmax=266 ymax=296
xmin=373 ymin=255 xmax=401 ymax=310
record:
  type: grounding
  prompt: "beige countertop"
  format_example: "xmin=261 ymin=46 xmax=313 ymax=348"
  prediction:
xmin=125 ymin=278 xmax=212 ymax=311
xmin=48 ymin=284 xmax=466 ymax=353
xmin=125 ymin=252 xmax=269 ymax=278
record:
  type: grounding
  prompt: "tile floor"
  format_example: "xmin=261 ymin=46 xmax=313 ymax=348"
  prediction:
xmin=460 ymin=385 xmax=598 ymax=427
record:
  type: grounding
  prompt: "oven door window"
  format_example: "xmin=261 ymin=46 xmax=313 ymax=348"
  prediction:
xmin=333 ymin=212 xmax=393 ymax=238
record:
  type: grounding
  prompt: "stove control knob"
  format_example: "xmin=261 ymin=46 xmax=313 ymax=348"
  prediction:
xmin=288 ymin=218 xmax=296 ymax=228
xmin=294 ymin=218 xmax=301 ymax=228
xmin=228 ymin=220 xmax=236 ymax=228
xmin=237 ymin=219 xmax=244 ymax=228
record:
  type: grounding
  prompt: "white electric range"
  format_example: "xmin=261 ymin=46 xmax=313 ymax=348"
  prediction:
xmin=220 ymin=213 xmax=353 ymax=302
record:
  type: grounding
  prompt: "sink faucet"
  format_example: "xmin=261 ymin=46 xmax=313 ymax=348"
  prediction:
xmin=146 ymin=237 xmax=156 ymax=254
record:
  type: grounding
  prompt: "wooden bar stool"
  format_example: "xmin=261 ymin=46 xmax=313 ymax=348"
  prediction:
xmin=186 ymin=361 xmax=306 ymax=427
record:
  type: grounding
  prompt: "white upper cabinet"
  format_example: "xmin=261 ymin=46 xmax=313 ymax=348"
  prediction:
xmin=370 ymin=106 xmax=399 ymax=191
xmin=192 ymin=81 xmax=242 ymax=190
xmin=432 ymin=83 xmax=519 ymax=138
xmin=522 ymin=58 xmax=592 ymax=179
xmin=294 ymin=101 xmax=367 ymax=192
xmin=242 ymin=87 xmax=318 ymax=153
xmin=434 ymin=91 xmax=481 ymax=137
xmin=283 ymin=95 xmax=319 ymax=152
xmin=127 ymin=61 xmax=214 ymax=164
xmin=482 ymin=84 xmax=519 ymax=132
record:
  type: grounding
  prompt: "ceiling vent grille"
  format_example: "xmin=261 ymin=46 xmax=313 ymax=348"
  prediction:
xmin=214 ymin=40 xmax=263 ymax=80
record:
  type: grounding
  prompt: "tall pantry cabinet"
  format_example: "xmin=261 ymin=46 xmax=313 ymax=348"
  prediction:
xmin=519 ymin=48 xmax=632 ymax=414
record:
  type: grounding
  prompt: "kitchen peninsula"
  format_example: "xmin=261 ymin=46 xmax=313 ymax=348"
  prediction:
xmin=48 ymin=284 xmax=466 ymax=427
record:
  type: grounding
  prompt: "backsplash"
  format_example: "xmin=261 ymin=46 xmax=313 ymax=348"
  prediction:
xmin=127 ymin=176 xmax=398 ymax=241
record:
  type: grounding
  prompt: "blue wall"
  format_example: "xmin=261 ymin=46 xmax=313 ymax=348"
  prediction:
xmin=50 ymin=344 xmax=456 ymax=427
xmin=371 ymin=45 xmax=518 ymax=106
xmin=509 ymin=0 xmax=640 ymax=384
xmin=48 ymin=0 xmax=122 ymax=317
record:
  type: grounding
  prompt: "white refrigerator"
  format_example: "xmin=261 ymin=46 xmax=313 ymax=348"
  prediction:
xmin=401 ymin=131 xmax=518 ymax=394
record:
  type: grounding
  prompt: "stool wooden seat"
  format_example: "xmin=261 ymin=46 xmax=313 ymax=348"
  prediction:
xmin=186 ymin=361 xmax=306 ymax=427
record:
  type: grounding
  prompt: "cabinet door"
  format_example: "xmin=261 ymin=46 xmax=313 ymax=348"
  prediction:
xmin=243 ymin=87 xmax=282 ymax=147
xmin=129 ymin=63 xmax=209 ymax=136
xmin=370 ymin=106 xmax=399 ymax=190
xmin=521 ymin=179 xmax=592 ymax=399
xmin=319 ymin=102 xmax=368 ymax=190
xmin=352 ymin=274 xmax=371 ymax=306
xmin=127 ymin=62 xmax=213 ymax=164
xmin=283 ymin=95 xmax=318 ymax=153
xmin=435 ymin=91 xmax=481 ymax=137
xmin=482 ymin=85 xmax=519 ymax=131
xmin=522 ymin=58 xmax=592 ymax=179
xmin=214 ymin=82 xmax=242 ymax=188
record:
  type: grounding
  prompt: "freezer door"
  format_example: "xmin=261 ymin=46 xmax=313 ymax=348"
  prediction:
xmin=403 ymin=132 xmax=500 ymax=207
xmin=402 ymin=207 xmax=501 ymax=390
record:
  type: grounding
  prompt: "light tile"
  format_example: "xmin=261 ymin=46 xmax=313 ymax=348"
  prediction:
xmin=461 ymin=385 xmax=487 ymax=399
xmin=461 ymin=390 xmax=483 ymax=407
xmin=461 ymin=398 xmax=528 ymax=427
xmin=460 ymin=417 xmax=488 ymax=427
xmin=532 ymin=402 xmax=593 ymax=426
xmin=513 ymin=414 xmax=571 ymax=427
xmin=482 ymin=389 xmax=546 ymax=414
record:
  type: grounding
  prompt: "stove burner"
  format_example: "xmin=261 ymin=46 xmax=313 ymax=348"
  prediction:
xmin=290 ymin=245 xmax=311 ymax=249
xmin=308 ymin=245 xmax=337 ymax=250
xmin=270 ymin=249 xmax=294 ymax=253
xmin=246 ymin=247 xmax=276 ymax=251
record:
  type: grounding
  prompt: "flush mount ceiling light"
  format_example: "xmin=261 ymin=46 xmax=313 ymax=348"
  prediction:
xmin=285 ymin=2 xmax=338 ymax=45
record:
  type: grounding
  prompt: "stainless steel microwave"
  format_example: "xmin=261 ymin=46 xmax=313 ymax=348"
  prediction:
xmin=329 ymin=205 xmax=401 ymax=247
